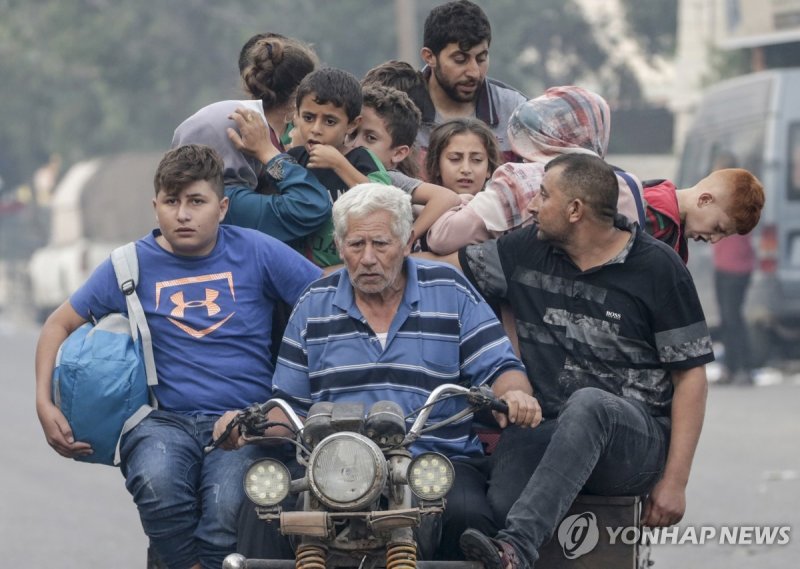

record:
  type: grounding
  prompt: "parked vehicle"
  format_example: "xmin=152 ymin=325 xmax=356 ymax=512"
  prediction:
xmin=28 ymin=153 xmax=160 ymax=321
xmin=678 ymin=68 xmax=800 ymax=364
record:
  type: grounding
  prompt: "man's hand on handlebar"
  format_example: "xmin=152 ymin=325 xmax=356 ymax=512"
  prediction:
xmin=495 ymin=390 xmax=542 ymax=429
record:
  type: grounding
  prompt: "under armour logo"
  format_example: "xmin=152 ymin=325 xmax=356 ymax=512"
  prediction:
xmin=154 ymin=272 xmax=236 ymax=339
xmin=170 ymin=289 xmax=221 ymax=317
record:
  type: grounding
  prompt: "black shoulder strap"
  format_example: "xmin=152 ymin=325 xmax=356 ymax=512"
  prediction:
xmin=613 ymin=168 xmax=646 ymax=226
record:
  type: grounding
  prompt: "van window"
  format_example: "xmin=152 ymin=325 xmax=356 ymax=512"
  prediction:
xmin=678 ymin=75 xmax=770 ymax=187
xmin=788 ymin=122 xmax=800 ymax=200
xmin=678 ymin=120 xmax=765 ymax=186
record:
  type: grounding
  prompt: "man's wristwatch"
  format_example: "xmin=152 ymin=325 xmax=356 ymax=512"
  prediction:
xmin=266 ymin=154 xmax=297 ymax=181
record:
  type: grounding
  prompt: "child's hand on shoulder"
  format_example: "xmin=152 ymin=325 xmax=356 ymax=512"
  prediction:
xmin=307 ymin=144 xmax=346 ymax=170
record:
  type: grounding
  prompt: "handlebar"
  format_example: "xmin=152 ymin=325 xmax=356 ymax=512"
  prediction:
xmin=204 ymin=398 xmax=306 ymax=453
xmin=486 ymin=395 xmax=509 ymax=415
xmin=403 ymin=384 xmax=508 ymax=446
xmin=207 ymin=386 xmax=509 ymax=452
xmin=465 ymin=384 xmax=509 ymax=415
xmin=256 ymin=399 xmax=306 ymax=432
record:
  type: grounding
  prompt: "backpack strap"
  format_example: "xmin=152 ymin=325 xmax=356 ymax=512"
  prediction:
xmin=109 ymin=242 xmax=159 ymax=466
xmin=614 ymin=168 xmax=647 ymax=226
xmin=115 ymin=404 xmax=154 ymax=465
xmin=110 ymin=243 xmax=158 ymax=396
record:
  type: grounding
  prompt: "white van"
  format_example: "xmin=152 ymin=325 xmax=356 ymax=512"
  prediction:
xmin=678 ymin=69 xmax=800 ymax=362
xmin=29 ymin=153 xmax=160 ymax=320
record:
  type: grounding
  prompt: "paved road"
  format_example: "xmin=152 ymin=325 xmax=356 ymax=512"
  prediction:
xmin=650 ymin=372 xmax=800 ymax=568
xmin=2 ymin=319 xmax=798 ymax=568
xmin=1 ymin=320 xmax=147 ymax=568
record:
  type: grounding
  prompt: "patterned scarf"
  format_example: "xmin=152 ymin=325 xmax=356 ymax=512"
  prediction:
xmin=469 ymin=86 xmax=612 ymax=232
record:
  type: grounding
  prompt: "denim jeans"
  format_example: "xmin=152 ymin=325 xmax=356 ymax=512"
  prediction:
xmin=714 ymin=270 xmax=753 ymax=373
xmin=490 ymin=388 xmax=670 ymax=569
xmin=119 ymin=410 xmax=267 ymax=569
xmin=433 ymin=456 xmax=497 ymax=560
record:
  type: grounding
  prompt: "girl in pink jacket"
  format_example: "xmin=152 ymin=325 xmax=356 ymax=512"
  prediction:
xmin=425 ymin=86 xmax=644 ymax=254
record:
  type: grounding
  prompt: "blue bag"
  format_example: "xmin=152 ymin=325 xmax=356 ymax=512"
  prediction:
xmin=52 ymin=243 xmax=158 ymax=466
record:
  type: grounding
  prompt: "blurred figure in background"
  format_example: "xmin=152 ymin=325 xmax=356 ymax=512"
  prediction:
xmin=710 ymin=152 xmax=757 ymax=384
xmin=32 ymin=153 xmax=62 ymax=206
xmin=713 ymin=233 xmax=756 ymax=384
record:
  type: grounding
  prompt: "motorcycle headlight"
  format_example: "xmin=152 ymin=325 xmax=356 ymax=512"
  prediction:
xmin=308 ymin=432 xmax=387 ymax=510
xmin=244 ymin=459 xmax=291 ymax=507
xmin=408 ymin=453 xmax=454 ymax=501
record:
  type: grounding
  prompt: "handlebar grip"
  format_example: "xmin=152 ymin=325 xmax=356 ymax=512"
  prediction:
xmin=489 ymin=398 xmax=509 ymax=415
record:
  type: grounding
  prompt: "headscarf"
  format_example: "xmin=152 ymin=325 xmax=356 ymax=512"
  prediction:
xmin=507 ymin=86 xmax=610 ymax=162
xmin=171 ymin=100 xmax=266 ymax=190
xmin=468 ymin=86 xmax=641 ymax=231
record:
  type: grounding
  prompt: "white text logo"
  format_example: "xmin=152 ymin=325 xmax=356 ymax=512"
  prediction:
xmin=555 ymin=520 xmax=791 ymax=559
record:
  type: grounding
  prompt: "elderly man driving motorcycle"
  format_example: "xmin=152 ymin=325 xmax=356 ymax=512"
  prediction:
xmin=214 ymin=182 xmax=540 ymax=561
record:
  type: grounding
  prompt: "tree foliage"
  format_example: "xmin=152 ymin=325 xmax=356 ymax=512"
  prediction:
xmin=479 ymin=0 xmax=630 ymax=96
xmin=0 ymin=0 xmax=658 ymax=189
xmin=0 ymin=0 xmax=245 ymax=188
xmin=619 ymin=0 xmax=678 ymax=58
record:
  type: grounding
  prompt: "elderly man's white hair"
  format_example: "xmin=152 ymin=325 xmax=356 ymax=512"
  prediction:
xmin=332 ymin=183 xmax=413 ymax=245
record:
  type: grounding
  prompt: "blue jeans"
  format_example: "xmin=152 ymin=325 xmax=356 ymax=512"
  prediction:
xmin=119 ymin=410 xmax=267 ymax=569
xmin=714 ymin=270 xmax=753 ymax=373
xmin=489 ymin=388 xmax=670 ymax=569
xmin=434 ymin=456 xmax=497 ymax=560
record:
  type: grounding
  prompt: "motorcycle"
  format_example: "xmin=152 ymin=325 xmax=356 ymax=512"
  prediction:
xmin=206 ymin=384 xmax=652 ymax=569
xmin=215 ymin=383 xmax=506 ymax=569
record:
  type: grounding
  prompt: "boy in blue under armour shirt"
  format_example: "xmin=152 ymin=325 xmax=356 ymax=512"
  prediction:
xmin=34 ymin=144 xmax=322 ymax=569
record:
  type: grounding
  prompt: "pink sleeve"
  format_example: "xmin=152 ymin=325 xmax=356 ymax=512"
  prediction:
xmin=426 ymin=196 xmax=494 ymax=255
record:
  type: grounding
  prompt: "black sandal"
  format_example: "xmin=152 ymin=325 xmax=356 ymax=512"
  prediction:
xmin=460 ymin=528 xmax=522 ymax=569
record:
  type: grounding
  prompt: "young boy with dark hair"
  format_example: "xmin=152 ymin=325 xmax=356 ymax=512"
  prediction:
xmin=359 ymin=84 xmax=421 ymax=174
xmin=353 ymin=84 xmax=460 ymax=242
xmin=288 ymin=67 xmax=390 ymax=266
xmin=644 ymin=168 xmax=765 ymax=263
xmin=34 ymin=144 xmax=322 ymax=569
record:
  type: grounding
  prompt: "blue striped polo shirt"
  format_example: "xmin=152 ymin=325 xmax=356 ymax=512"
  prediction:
xmin=272 ymin=257 xmax=525 ymax=458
